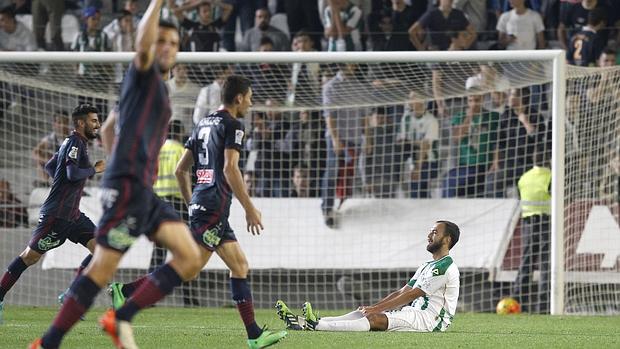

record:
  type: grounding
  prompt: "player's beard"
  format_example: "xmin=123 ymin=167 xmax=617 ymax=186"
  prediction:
xmin=426 ymin=239 xmax=442 ymax=253
xmin=85 ymin=127 xmax=98 ymax=140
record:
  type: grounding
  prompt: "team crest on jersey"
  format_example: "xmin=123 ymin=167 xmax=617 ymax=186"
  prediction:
xmin=235 ymin=130 xmax=244 ymax=145
xmin=196 ymin=169 xmax=214 ymax=184
xmin=68 ymin=146 xmax=79 ymax=159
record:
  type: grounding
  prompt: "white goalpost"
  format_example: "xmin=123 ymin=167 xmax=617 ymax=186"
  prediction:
xmin=0 ymin=50 xmax=618 ymax=316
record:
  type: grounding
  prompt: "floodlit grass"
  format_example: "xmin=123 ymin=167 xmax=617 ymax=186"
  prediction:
xmin=1 ymin=306 xmax=619 ymax=348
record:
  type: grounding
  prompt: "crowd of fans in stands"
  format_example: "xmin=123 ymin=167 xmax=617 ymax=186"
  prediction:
xmin=0 ymin=0 xmax=619 ymax=227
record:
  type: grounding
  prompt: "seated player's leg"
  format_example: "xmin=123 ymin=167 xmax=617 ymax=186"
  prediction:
xmin=383 ymin=306 xmax=435 ymax=332
xmin=303 ymin=302 xmax=371 ymax=332
xmin=217 ymin=240 xmax=287 ymax=348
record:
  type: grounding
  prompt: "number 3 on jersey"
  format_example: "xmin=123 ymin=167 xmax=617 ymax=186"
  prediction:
xmin=198 ymin=127 xmax=211 ymax=165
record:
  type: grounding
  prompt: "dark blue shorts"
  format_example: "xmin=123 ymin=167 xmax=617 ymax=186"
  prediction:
xmin=96 ymin=178 xmax=181 ymax=253
xmin=189 ymin=209 xmax=237 ymax=251
xmin=29 ymin=212 xmax=95 ymax=253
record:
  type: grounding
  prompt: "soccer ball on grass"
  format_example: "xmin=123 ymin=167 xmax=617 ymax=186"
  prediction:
xmin=496 ymin=297 xmax=521 ymax=314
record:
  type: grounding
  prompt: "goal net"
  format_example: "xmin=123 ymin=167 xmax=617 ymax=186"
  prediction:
xmin=0 ymin=51 xmax=617 ymax=315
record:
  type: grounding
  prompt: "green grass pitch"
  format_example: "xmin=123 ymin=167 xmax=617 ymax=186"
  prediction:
xmin=1 ymin=306 xmax=619 ymax=348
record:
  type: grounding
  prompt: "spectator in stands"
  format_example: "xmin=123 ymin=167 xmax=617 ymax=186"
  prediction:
xmin=104 ymin=10 xmax=136 ymax=84
xmin=103 ymin=0 xmax=141 ymax=39
xmin=363 ymin=106 xmax=399 ymax=198
xmin=384 ymin=0 xmax=424 ymax=51
xmin=222 ymin=0 xmax=265 ymax=51
xmin=442 ymin=89 xmax=500 ymax=198
xmin=557 ymin=0 xmax=610 ymax=51
xmin=252 ymin=98 xmax=291 ymax=197
xmin=566 ymin=8 xmax=607 ymax=66
xmin=192 ymin=63 xmax=233 ymax=124
xmin=597 ymin=47 xmax=617 ymax=67
xmin=397 ymin=91 xmax=439 ymax=198
xmin=485 ymin=88 xmax=545 ymax=198
xmin=0 ymin=6 xmax=36 ymax=51
xmin=0 ymin=179 xmax=27 ymax=228
xmin=105 ymin=10 xmax=136 ymax=52
xmin=289 ymin=164 xmax=313 ymax=198
xmin=167 ymin=63 xmax=200 ymax=134
xmin=321 ymin=63 xmax=369 ymax=227
xmin=71 ymin=6 xmax=112 ymax=92
xmin=408 ymin=0 xmax=476 ymax=51
xmin=288 ymin=30 xmax=322 ymax=107
xmin=497 ymin=0 xmax=546 ymax=50
xmin=284 ymin=0 xmax=323 ymax=51
xmin=283 ymin=109 xmax=325 ymax=197
xmin=238 ymin=36 xmax=290 ymax=102
xmin=367 ymin=8 xmax=393 ymax=51
xmin=453 ymin=0 xmax=487 ymax=37
xmin=176 ymin=0 xmax=233 ymax=52
xmin=466 ymin=63 xmax=510 ymax=114
xmin=240 ymin=7 xmax=289 ymax=51
xmin=513 ymin=148 xmax=551 ymax=313
xmin=6 ymin=0 xmax=30 ymax=15
xmin=32 ymin=111 xmax=71 ymax=187
xmin=31 ymin=0 xmax=63 ymax=50
xmin=323 ymin=0 xmax=363 ymax=51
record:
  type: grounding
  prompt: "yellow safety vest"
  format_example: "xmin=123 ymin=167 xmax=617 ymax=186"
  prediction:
xmin=518 ymin=166 xmax=551 ymax=218
xmin=153 ymin=139 xmax=184 ymax=199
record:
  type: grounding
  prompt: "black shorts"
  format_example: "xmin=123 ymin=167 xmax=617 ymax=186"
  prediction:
xmin=190 ymin=209 xmax=237 ymax=251
xmin=96 ymin=178 xmax=181 ymax=253
xmin=29 ymin=212 xmax=95 ymax=253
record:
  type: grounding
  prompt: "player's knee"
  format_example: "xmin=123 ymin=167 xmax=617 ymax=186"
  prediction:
xmin=367 ymin=313 xmax=389 ymax=331
xmin=229 ymin=260 xmax=249 ymax=278
xmin=19 ymin=248 xmax=42 ymax=266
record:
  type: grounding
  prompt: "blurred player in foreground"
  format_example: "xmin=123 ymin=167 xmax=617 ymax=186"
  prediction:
xmin=31 ymin=1 xmax=203 ymax=348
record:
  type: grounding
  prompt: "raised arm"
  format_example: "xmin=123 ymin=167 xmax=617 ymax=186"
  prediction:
xmin=101 ymin=108 xmax=118 ymax=156
xmin=134 ymin=0 xmax=165 ymax=71
xmin=223 ymin=148 xmax=263 ymax=235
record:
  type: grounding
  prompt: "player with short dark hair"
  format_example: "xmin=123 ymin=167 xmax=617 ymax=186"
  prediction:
xmin=567 ymin=8 xmax=607 ymax=67
xmin=173 ymin=74 xmax=287 ymax=348
xmin=0 ymin=103 xmax=104 ymax=325
xmin=31 ymin=1 xmax=203 ymax=348
xmin=277 ymin=220 xmax=461 ymax=333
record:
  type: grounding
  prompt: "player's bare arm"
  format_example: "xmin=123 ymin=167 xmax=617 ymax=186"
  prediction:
xmin=100 ymin=108 xmax=117 ymax=156
xmin=362 ymin=286 xmax=425 ymax=315
xmin=175 ymin=149 xmax=194 ymax=205
xmin=134 ymin=0 xmax=165 ymax=71
xmin=223 ymin=148 xmax=263 ymax=235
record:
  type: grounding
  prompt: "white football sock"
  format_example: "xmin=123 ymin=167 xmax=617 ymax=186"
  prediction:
xmin=315 ymin=317 xmax=371 ymax=332
xmin=320 ymin=310 xmax=365 ymax=322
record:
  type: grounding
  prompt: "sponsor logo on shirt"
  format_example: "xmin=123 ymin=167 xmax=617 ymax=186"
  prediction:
xmin=235 ymin=130 xmax=244 ymax=145
xmin=68 ymin=146 xmax=79 ymax=159
xmin=196 ymin=169 xmax=214 ymax=184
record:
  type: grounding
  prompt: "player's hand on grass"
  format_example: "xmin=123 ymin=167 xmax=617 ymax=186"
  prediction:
xmin=94 ymin=160 xmax=106 ymax=173
xmin=246 ymin=207 xmax=264 ymax=235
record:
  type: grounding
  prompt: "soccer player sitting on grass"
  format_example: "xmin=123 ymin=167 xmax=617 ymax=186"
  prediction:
xmin=276 ymin=220 xmax=460 ymax=332
xmin=0 ymin=104 xmax=105 ymax=324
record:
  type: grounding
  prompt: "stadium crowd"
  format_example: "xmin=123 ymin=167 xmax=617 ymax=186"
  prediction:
xmin=0 ymin=0 xmax=618 ymax=227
